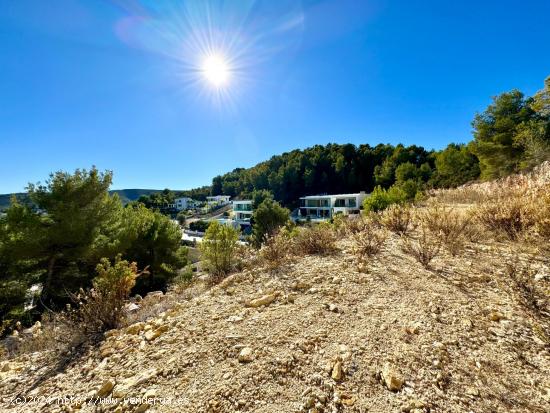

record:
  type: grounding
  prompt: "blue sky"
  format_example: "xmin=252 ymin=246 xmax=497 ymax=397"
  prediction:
xmin=1 ymin=0 xmax=549 ymax=193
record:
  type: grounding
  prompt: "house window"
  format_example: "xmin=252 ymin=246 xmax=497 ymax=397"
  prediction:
xmin=334 ymin=199 xmax=345 ymax=207
xmin=348 ymin=198 xmax=356 ymax=207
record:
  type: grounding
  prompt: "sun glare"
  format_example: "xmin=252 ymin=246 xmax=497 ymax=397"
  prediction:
xmin=201 ymin=54 xmax=230 ymax=87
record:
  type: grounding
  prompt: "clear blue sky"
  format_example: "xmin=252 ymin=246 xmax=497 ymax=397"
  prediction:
xmin=1 ymin=0 xmax=549 ymax=193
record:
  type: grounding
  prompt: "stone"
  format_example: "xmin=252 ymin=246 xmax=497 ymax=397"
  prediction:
xmin=341 ymin=392 xmax=355 ymax=406
xmin=405 ymin=324 xmax=420 ymax=334
xmin=96 ymin=379 xmax=115 ymax=398
xmin=401 ymin=399 xmax=426 ymax=412
xmin=125 ymin=368 xmax=159 ymax=387
xmin=1 ymin=362 xmax=10 ymax=372
xmin=134 ymin=403 xmax=151 ymax=413
xmin=381 ymin=363 xmax=404 ymax=391
xmin=144 ymin=325 xmax=168 ymax=341
xmin=125 ymin=302 xmax=140 ymax=312
xmin=489 ymin=312 xmax=504 ymax=322
xmin=461 ymin=319 xmax=473 ymax=330
xmin=466 ymin=387 xmax=480 ymax=397
xmin=291 ymin=281 xmax=310 ymax=291
xmin=126 ymin=322 xmax=146 ymax=335
xmin=145 ymin=330 xmax=160 ymax=341
xmin=331 ymin=361 xmax=343 ymax=381
xmin=238 ymin=347 xmax=254 ymax=363
xmin=247 ymin=292 xmax=279 ymax=308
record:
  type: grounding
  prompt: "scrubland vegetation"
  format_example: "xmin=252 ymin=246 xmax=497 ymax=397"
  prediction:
xmin=1 ymin=75 xmax=549 ymax=412
xmin=3 ymin=162 xmax=549 ymax=413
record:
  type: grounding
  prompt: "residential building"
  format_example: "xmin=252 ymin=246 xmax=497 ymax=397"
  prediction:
xmin=174 ymin=197 xmax=196 ymax=211
xmin=232 ymin=199 xmax=253 ymax=224
xmin=206 ymin=195 xmax=231 ymax=205
xmin=299 ymin=192 xmax=368 ymax=219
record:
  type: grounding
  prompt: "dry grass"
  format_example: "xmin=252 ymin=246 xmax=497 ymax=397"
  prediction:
xmin=380 ymin=204 xmax=415 ymax=236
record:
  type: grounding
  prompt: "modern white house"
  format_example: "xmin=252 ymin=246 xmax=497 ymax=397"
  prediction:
xmin=206 ymin=195 xmax=231 ymax=205
xmin=174 ymin=197 xmax=196 ymax=211
xmin=232 ymin=199 xmax=253 ymax=224
xmin=298 ymin=192 xmax=368 ymax=219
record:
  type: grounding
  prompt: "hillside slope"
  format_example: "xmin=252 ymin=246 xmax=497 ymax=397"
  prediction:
xmin=1 ymin=226 xmax=549 ymax=412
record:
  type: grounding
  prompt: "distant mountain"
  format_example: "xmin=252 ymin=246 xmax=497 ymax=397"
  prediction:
xmin=109 ymin=189 xmax=165 ymax=205
xmin=0 ymin=193 xmax=28 ymax=211
xmin=0 ymin=189 xmax=169 ymax=211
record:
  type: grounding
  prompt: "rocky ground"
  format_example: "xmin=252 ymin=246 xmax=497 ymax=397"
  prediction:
xmin=1 ymin=225 xmax=549 ymax=413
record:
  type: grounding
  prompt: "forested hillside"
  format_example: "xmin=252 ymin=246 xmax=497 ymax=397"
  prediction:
xmin=208 ymin=76 xmax=550 ymax=207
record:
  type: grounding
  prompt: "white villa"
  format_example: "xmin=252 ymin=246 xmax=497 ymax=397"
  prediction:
xmin=206 ymin=195 xmax=231 ymax=205
xmin=174 ymin=197 xmax=196 ymax=211
xmin=299 ymin=192 xmax=368 ymax=219
xmin=232 ymin=199 xmax=253 ymax=224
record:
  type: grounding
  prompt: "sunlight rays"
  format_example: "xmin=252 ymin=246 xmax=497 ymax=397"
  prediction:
xmin=112 ymin=0 xmax=304 ymax=111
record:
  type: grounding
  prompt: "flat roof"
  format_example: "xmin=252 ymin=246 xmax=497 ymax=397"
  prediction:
xmin=300 ymin=193 xmax=366 ymax=199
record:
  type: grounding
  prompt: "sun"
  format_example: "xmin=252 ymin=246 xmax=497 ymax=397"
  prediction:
xmin=201 ymin=54 xmax=230 ymax=87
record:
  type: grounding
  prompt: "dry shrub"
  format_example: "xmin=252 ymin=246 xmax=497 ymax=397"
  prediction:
xmin=331 ymin=213 xmax=349 ymax=236
xmin=419 ymin=203 xmax=475 ymax=255
xmin=339 ymin=215 xmax=371 ymax=235
xmin=72 ymin=256 xmax=142 ymax=336
xmin=2 ymin=310 xmax=87 ymax=358
xmin=259 ymin=228 xmax=294 ymax=269
xmin=233 ymin=243 xmax=258 ymax=272
xmin=504 ymin=260 xmax=549 ymax=320
xmin=3 ymin=257 xmax=142 ymax=358
xmin=533 ymin=190 xmax=550 ymax=241
xmin=350 ymin=221 xmax=388 ymax=263
xmin=295 ymin=223 xmax=337 ymax=255
xmin=474 ymin=194 xmax=535 ymax=241
xmin=380 ymin=204 xmax=415 ymax=235
xmin=400 ymin=226 xmax=442 ymax=268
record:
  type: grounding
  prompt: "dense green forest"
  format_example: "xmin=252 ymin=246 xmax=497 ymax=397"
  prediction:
xmin=207 ymin=76 xmax=549 ymax=207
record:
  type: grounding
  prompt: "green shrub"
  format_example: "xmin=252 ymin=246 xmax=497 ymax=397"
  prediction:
xmin=252 ymin=199 xmax=290 ymax=247
xmin=74 ymin=255 xmax=141 ymax=334
xmin=199 ymin=221 xmax=240 ymax=277
xmin=176 ymin=211 xmax=186 ymax=226
xmin=363 ymin=185 xmax=409 ymax=212
xmin=189 ymin=220 xmax=210 ymax=232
